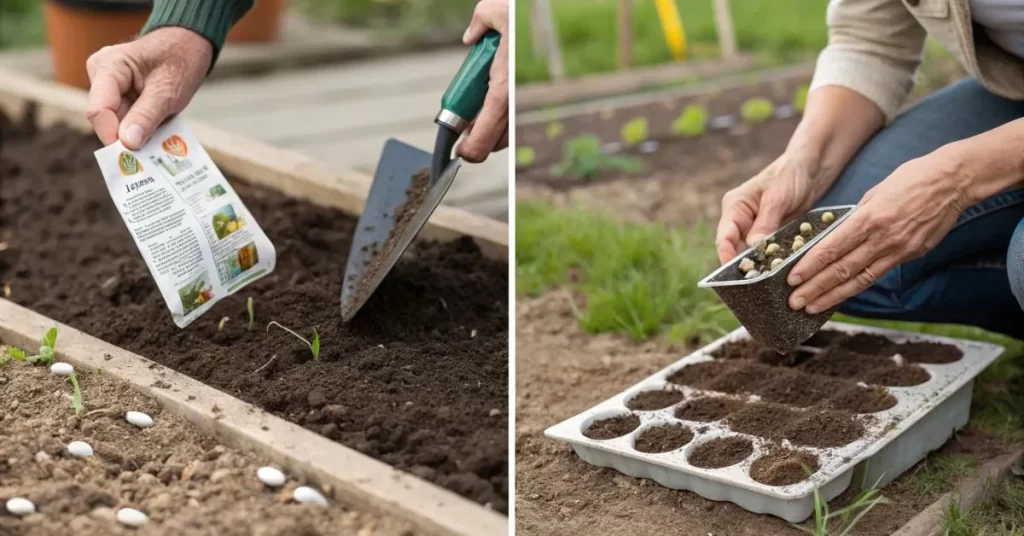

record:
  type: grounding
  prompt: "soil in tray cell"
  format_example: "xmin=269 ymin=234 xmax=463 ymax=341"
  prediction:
xmin=665 ymin=360 xmax=733 ymax=387
xmin=753 ymin=371 xmax=854 ymax=408
xmin=889 ymin=341 xmax=964 ymax=364
xmin=842 ymin=333 xmax=897 ymax=355
xmin=711 ymin=339 xmax=814 ymax=367
xmin=828 ymin=385 xmax=898 ymax=414
xmin=804 ymin=329 xmax=850 ymax=348
xmin=583 ymin=414 xmax=642 ymax=440
xmin=699 ymin=362 xmax=783 ymax=394
xmin=633 ymin=424 xmax=695 ymax=453
xmin=864 ymin=364 xmax=932 ymax=387
xmin=674 ymin=396 xmax=745 ymax=422
xmin=725 ymin=402 xmax=803 ymax=441
xmin=798 ymin=347 xmax=891 ymax=379
xmin=0 ymin=111 xmax=509 ymax=511
xmin=687 ymin=436 xmax=754 ymax=469
xmin=750 ymin=448 xmax=820 ymax=486
xmin=625 ymin=387 xmax=685 ymax=411
xmin=782 ymin=410 xmax=865 ymax=448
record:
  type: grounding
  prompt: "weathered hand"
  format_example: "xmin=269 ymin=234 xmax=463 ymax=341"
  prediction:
xmin=716 ymin=151 xmax=821 ymax=263
xmin=456 ymin=0 xmax=509 ymax=163
xmin=86 ymin=27 xmax=212 ymax=149
xmin=788 ymin=152 xmax=969 ymax=313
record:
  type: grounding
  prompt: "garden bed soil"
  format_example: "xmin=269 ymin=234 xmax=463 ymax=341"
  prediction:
xmin=0 ymin=352 xmax=410 ymax=535
xmin=625 ymin=388 xmax=684 ymax=411
xmin=0 ymin=112 xmax=508 ymax=511
xmin=750 ymin=449 xmax=820 ymax=487
xmin=687 ymin=436 xmax=753 ymax=469
xmin=515 ymin=291 xmax=1016 ymax=535
xmin=633 ymin=424 xmax=694 ymax=454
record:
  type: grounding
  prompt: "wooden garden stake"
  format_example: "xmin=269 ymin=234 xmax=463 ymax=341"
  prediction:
xmin=536 ymin=0 xmax=565 ymax=80
xmin=713 ymin=0 xmax=738 ymax=59
xmin=618 ymin=0 xmax=633 ymax=70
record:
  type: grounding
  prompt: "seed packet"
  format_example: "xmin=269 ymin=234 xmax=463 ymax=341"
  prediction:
xmin=94 ymin=117 xmax=276 ymax=328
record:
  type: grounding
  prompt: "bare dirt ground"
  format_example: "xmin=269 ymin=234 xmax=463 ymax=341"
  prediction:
xmin=514 ymin=291 xmax=1009 ymax=536
xmin=0 ymin=346 xmax=411 ymax=536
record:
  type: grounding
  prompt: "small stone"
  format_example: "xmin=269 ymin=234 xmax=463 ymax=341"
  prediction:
xmin=320 ymin=423 xmax=338 ymax=437
xmin=744 ymin=270 xmax=761 ymax=280
xmin=257 ymin=466 xmax=286 ymax=488
xmin=90 ymin=507 xmax=116 ymax=522
xmin=892 ymin=354 xmax=906 ymax=366
xmin=489 ymin=409 xmax=500 ymax=417
xmin=293 ymin=486 xmax=328 ymax=506
xmin=307 ymin=390 xmax=327 ymax=409
xmin=116 ymin=507 xmax=149 ymax=527
xmin=68 ymin=441 xmax=94 ymax=457
xmin=137 ymin=473 xmax=159 ymax=487
xmin=765 ymin=243 xmax=781 ymax=256
xmin=50 ymin=362 xmax=74 ymax=377
xmin=738 ymin=257 xmax=756 ymax=273
xmin=770 ymin=258 xmax=784 ymax=270
xmin=149 ymin=493 xmax=173 ymax=511
xmin=34 ymin=451 xmax=51 ymax=463
xmin=638 ymin=140 xmax=659 ymax=154
xmin=410 ymin=465 xmax=436 ymax=480
xmin=6 ymin=497 xmax=35 ymax=516
xmin=126 ymin=411 xmax=154 ymax=428
xmin=323 ymin=405 xmax=347 ymax=419
xmin=822 ymin=211 xmax=836 ymax=224
xmin=799 ymin=222 xmax=813 ymax=235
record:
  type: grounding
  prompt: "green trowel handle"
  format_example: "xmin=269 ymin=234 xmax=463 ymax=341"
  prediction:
xmin=440 ymin=29 xmax=500 ymax=125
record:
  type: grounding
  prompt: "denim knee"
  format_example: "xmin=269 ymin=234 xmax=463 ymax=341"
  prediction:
xmin=1008 ymin=217 xmax=1024 ymax=311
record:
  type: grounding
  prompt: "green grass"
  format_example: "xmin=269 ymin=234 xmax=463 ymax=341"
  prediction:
xmin=943 ymin=478 xmax=1024 ymax=535
xmin=516 ymin=201 xmax=737 ymax=344
xmin=0 ymin=0 xmax=44 ymax=50
xmin=292 ymin=0 xmax=475 ymax=39
xmin=908 ymin=454 xmax=979 ymax=497
xmin=516 ymin=0 xmax=827 ymax=83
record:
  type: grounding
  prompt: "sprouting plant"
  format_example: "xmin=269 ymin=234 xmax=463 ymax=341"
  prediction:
xmin=795 ymin=469 xmax=889 ymax=535
xmin=546 ymin=122 xmax=565 ymax=140
xmin=246 ymin=297 xmax=255 ymax=330
xmin=3 ymin=346 xmax=26 ymax=366
xmin=267 ymin=322 xmax=321 ymax=361
xmin=794 ymin=84 xmax=810 ymax=113
xmin=741 ymin=97 xmax=776 ymax=125
xmin=620 ymin=117 xmax=649 ymax=146
xmin=218 ymin=317 xmax=230 ymax=332
xmin=69 ymin=372 xmax=83 ymax=418
xmin=516 ymin=146 xmax=536 ymax=168
xmin=552 ymin=135 xmax=643 ymax=181
xmin=12 ymin=328 xmax=59 ymax=366
xmin=672 ymin=105 xmax=708 ymax=137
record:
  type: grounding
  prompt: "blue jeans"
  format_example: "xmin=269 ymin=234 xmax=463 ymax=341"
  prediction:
xmin=815 ymin=78 xmax=1024 ymax=340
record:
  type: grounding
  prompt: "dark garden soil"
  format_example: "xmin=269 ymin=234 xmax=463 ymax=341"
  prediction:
xmin=625 ymin=388 xmax=684 ymax=411
xmin=750 ymin=448 xmax=820 ymax=487
xmin=0 ymin=111 xmax=508 ymax=512
xmin=674 ymin=396 xmax=745 ymax=422
xmin=725 ymin=403 xmax=801 ymax=441
xmin=687 ymin=436 xmax=753 ymax=469
xmin=782 ymin=410 xmax=866 ymax=449
xmin=633 ymin=424 xmax=694 ymax=454
xmin=583 ymin=414 xmax=640 ymax=440
xmin=829 ymin=385 xmax=898 ymax=414
xmin=0 ymin=348 xmax=410 ymax=536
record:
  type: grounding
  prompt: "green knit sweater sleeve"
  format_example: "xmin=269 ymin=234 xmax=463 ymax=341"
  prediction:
xmin=141 ymin=0 xmax=255 ymax=69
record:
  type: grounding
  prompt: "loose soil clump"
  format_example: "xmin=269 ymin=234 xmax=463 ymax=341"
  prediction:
xmin=674 ymin=397 xmax=744 ymax=422
xmin=583 ymin=414 xmax=641 ymax=440
xmin=633 ymin=424 xmax=694 ymax=453
xmin=725 ymin=403 xmax=801 ymax=441
xmin=0 ymin=111 xmax=509 ymax=511
xmin=828 ymin=385 xmax=898 ymax=414
xmin=0 ymin=355 xmax=410 ymax=535
xmin=782 ymin=410 xmax=865 ymax=448
xmin=687 ymin=436 xmax=754 ymax=469
xmin=750 ymin=448 xmax=820 ymax=486
xmin=626 ymin=388 xmax=684 ymax=411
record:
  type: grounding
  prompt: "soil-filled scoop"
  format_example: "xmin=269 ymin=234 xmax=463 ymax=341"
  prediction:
xmin=698 ymin=205 xmax=857 ymax=353
xmin=340 ymin=30 xmax=500 ymax=322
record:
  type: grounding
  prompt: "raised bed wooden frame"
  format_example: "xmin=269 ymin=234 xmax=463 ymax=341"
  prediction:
xmin=0 ymin=67 xmax=509 ymax=536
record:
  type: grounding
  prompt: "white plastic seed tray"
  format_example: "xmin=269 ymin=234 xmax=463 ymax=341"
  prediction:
xmin=544 ymin=321 xmax=1004 ymax=522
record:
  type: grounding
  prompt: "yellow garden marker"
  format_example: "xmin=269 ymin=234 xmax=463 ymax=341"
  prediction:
xmin=654 ymin=0 xmax=687 ymax=60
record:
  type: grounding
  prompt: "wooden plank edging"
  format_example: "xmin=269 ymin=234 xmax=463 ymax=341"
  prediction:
xmin=0 ymin=66 xmax=508 ymax=260
xmin=0 ymin=299 xmax=507 ymax=536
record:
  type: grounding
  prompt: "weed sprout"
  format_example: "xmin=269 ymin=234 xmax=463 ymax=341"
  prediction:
xmin=267 ymin=322 xmax=321 ymax=361
xmin=247 ymin=297 xmax=255 ymax=330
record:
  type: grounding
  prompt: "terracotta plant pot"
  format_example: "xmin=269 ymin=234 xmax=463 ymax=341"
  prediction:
xmin=44 ymin=0 xmax=152 ymax=90
xmin=227 ymin=0 xmax=288 ymax=43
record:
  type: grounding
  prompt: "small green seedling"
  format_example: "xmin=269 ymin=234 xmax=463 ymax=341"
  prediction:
xmin=545 ymin=122 xmax=565 ymax=140
xmin=671 ymin=105 xmax=708 ymax=137
xmin=741 ymin=98 xmax=776 ymax=125
xmin=218 ymin=316 xmax=230 ymax=332
xmin=246 ymin=297 xmax=255 ymax=330
xmin=516 ymin=146 xmax=536 ymax=168
xmin=620 ymin=117 xmax=648 ymax=146
xmin=267 ymin=321 xmax=320 ymax=361
xmin=552 ymin=135 xmax=642 ymax=180
xmin=14 ymin=327 xmax=59 ymax=366
xmin=794 ymin=84 xmax=810 ymax=113
xmin=69 ymin=372 xmax=83 ymax=418
xmin=3 ymin=346 xmax=26 ymax=366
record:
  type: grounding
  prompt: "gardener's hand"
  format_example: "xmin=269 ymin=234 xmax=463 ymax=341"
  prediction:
xmin=456 ymin=0 xmax=509 ymax=163
xmin=787 ymin=151 xmax=968 ymax=314
xmin=716 ymin=151 xmax=821 ymax=263
xmin=86 ymin=27 xmax=212 ymax=149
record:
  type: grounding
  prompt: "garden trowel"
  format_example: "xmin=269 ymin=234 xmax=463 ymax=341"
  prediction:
xmin=340 ymin=30 xmax=501 ymax=322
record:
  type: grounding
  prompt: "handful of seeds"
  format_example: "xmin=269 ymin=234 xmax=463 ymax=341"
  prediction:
xmin=738 ymin=211 xmax=835 ymax=280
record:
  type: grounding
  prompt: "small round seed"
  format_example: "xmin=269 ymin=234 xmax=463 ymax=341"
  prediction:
xmin=744 ymin=270 xmax=761 ymax=280
xmin=765 ymin=243 xmax=781 ymax=256
xmin=738 ymin=258 xmax=756 ymax=273
xmin=770 ymin=258 xmax=784 ymax=270
xmin=822 ymin=211 xmax=836 ymax=224
xmin=799 ymin=222 xmax=813 ymax=235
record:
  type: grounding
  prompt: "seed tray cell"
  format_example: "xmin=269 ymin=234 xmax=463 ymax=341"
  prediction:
xmin=544 ymin=322 xmax=1003 ymax=522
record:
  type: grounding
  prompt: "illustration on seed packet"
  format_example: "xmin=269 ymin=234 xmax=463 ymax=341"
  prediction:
xmin=223 ymin=242 xmax=260 ymax=278
xmin=211 ymin=204 xmax=246 ymax=239
xmin=117 ymin=152 xmax=143 ymax=176
xmin=177 ymin=272 xmax=214 ymax=315
xmin=208 ymin=184 xmax=227 ymax=199
xmin=153 ymin=134 xmax=193 ymax=175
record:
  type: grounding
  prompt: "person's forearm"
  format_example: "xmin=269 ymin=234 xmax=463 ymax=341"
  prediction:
xmin=786 ymin=86 xmax=886 ymax=194
xmin=937 ymin=119 xmax=1024 ymax=206
xmin=142 ymin=0 xmax=255 ymax=69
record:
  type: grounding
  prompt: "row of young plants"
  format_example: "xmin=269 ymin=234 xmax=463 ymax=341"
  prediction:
xmin=517 ymin=84 xmax=810 ymax=181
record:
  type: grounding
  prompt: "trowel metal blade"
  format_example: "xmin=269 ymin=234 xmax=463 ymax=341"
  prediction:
xmin=340 ymin=138 xmax=461 ymax=322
